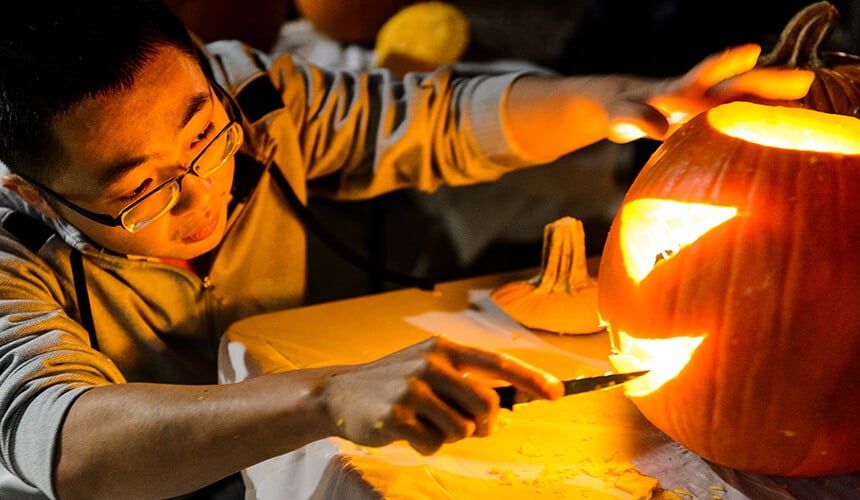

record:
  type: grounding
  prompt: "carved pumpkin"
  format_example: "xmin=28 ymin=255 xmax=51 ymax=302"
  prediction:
xmin=491 ymin=217 xmax=605 ymax=335
xmin=756 ymin=1 xmax=860 ymax=116
xmin=597 ymin=101 xmax=860 ymax=477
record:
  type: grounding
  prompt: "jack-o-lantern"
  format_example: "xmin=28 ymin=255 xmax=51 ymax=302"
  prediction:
xmin=597 ymin=101 xmax=860 ymax=477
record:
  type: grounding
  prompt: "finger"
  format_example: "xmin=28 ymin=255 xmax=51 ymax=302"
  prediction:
xmin=410 ymin=376 xmax=477 ymax=442
xmin=606 ymin=101 xmax=669 ymax=143
xmin=707 ymin=68 xmax=814 ymax=101
xmin=607 ymin=122 xmax=648 ymax=143
xmin=646 ymin=94 xmax=714 ymax=135
xmin=684 ymin=43 xmax=761 ymax=91
xmin=436 ymin=337 xmax=563 ymax=401
xmin=453 ymin=384 xmax=499 ymax=437
xmin=422 ymin=357 xmax=500 ymax=437
xmin=394 ymin=414 xmax=447 ymax=456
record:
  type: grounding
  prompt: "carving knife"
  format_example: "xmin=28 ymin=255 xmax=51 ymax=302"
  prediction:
xmin=494 ymin=370 xmax=649 ymax=410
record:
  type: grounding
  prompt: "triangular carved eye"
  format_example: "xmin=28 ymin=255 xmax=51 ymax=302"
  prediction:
xmin=619 ymin=199 xmax=737 ymax=283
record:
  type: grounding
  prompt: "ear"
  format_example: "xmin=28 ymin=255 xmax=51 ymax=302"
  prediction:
xmin=1 ymin=174 xmax=61 ymax=219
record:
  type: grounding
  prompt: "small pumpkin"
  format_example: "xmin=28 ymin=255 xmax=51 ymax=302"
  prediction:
xmin=295 ymin=0 xmax=413 ymax=45
xmin=756 ymin=1 xmax=860 ymax=116
xmin=491 ymin=217 xmax=606 ymax=335
xmin=374 ymin=1 xmax=470 ymax=78
xmin=597 ymin=101 xmax=860 ymax=477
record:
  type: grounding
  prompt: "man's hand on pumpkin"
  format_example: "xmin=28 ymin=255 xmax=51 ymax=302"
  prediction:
xmin=319 ymin=335 xmax=562 ymax=455
xmin=606 ymin=43 xmax=815 ymax=143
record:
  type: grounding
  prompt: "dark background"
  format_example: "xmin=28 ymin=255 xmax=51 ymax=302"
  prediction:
xmin=303 ymin=0 xmax=860 ymax=303
xmin=166 ymin=0 xmax=860 ymax=302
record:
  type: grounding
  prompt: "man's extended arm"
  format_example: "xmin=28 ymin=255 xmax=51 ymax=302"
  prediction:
xmin=55 ymin=336 xmax=562 ymax=499
xmin=504 ymin=44 xmax=814 ymax=159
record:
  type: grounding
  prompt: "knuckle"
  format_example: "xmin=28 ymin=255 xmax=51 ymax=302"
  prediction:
xmin=449 ymin=421 xmax=472 ymax=442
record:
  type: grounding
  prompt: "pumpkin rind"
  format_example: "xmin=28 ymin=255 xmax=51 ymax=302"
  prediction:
xmin=597 ymin=103 xmax=860 ymax=477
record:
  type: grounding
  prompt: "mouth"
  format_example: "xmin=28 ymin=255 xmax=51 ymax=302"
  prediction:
xmin=181 ymin=208 xmax=221 ymax=243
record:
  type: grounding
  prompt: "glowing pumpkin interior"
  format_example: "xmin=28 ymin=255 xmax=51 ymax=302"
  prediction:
xmin=619 ymin=199 xmax=737 ymax=283
xmin=610 ymin=332 xmax=705 ymax=396
xmin=607 ymin=102 xmax=860 ymax=397
xmin=709 ymin=101 xmax=860 ymax=154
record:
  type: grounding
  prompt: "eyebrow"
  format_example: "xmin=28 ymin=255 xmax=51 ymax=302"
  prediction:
xmin=96 ymin=89 xmax=212 ymax=187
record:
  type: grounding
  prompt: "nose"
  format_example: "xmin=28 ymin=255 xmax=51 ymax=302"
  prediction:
xmin=169 ymin=173 xmax=216 ymax=216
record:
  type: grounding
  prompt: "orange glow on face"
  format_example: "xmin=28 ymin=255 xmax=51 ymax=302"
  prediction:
xmin=609 ymin=331 xmax=705 ymax=396
xmin=619 ymin=199 xmax=737 ymax=283
xmin=708 ymin=102 xmax=860 ymax=153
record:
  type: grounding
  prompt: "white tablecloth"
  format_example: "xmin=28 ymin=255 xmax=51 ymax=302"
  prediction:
xmin=219 ymin=281 xmax=860 ymax=499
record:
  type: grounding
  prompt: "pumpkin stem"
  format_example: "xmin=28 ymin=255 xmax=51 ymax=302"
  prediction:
xmin=758 ymin=1 xmax=839 ymax=69
xmin=534 ymin=217 xmax=596 ymax=294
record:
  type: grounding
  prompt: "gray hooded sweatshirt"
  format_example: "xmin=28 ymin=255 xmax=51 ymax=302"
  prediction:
xmin=0 ymin=40 xmax=543 ymax=498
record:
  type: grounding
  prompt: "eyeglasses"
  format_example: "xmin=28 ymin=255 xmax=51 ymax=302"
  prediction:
xmin=27 ymin=118 xmax=244 ymax=233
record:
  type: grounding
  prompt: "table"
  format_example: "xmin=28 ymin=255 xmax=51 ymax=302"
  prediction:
xmin=218 ymin=269 xmax=860 ymax=499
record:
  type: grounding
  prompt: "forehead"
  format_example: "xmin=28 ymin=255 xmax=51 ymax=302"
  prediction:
xmin=50 ymin=46 xmax=211 ymax=191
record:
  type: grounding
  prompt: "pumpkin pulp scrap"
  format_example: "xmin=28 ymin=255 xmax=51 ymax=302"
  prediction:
xmin=490 ymin=217 xmax=606 ymax=334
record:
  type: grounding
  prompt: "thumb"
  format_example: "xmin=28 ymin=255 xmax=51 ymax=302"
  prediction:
xmin=606 ymin=101 xmax=669 ymax=143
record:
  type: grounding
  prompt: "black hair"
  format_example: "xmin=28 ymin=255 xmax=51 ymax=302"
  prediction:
xmin=0 ymin=0 xmax=199 ymax=181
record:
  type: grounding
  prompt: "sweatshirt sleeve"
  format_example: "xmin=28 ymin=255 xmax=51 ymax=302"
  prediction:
xmin=264 ymin=52 xmax=554 ymax=200
xmin=0 ymin=233 xmax=124 ymax=498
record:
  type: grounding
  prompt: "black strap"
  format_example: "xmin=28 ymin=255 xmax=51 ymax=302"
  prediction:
xmin=1 ymin=212 xmax=99 ymax=349
xmin=69 ymin=249 xmax=99 ymax=350
xmin=268 ymin=166 xmax=434 ymax=291
xmin=234 ymin=73 xmax=435 ymax=291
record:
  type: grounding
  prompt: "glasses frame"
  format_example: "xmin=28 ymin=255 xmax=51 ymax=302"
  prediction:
xmin=24 ymin=81 xmax=244 ymax=233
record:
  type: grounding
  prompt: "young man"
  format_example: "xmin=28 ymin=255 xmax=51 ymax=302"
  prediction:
xmin=0 ymin=1 xmax=811 ymax=498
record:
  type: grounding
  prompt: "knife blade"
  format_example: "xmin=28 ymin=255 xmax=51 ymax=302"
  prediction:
xmin=494 ymin=370 xmax=649 ymax=410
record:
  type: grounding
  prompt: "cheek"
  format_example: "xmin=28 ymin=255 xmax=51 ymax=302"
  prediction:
xmin=83 ymin=223 xmax=174 ymax=257
xmin=67 ymin=205 xmax=182 ymax=257
xmin=77 ymin=228 xmax=148 ymax=255
xmin=73 ymin=160 xmax=236 ymax=258
xmin=213 ymin=158 xmax=236 ymax=194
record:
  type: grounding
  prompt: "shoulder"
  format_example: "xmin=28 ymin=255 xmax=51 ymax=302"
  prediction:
xmin=200 ymin=39 xmax=305 ymax=95
xmin=202 ymin=40 xmax=269 ymax=88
